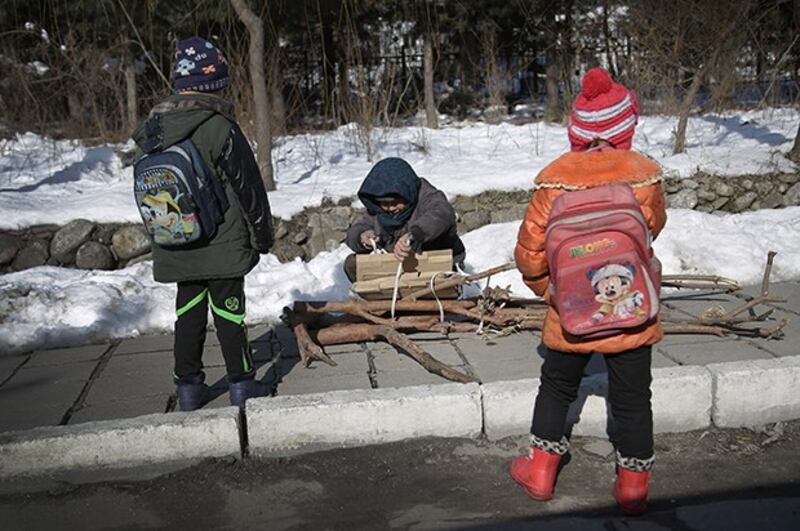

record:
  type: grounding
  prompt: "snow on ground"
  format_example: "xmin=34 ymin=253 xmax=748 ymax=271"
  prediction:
xmin=2 ymin=206 xmax=799 ymax=355
xmin=0 ymin=108 xmax=797 ymax=229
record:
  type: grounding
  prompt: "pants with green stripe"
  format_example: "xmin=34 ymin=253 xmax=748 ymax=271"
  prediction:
xmin=173 ymin=278 xmax=254 ymax=383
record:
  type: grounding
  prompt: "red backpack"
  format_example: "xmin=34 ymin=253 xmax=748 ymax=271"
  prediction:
xmin=545 ymin=183 xmax=661 ymax=338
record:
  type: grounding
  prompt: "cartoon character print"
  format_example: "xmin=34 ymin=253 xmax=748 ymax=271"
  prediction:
xmin=175 ymin=58 xmax=196 ymax=76
xmin=140 ymin=190 xmax=194 ymax=242
xmin=588 ymin=262 xmax=646 ymax=323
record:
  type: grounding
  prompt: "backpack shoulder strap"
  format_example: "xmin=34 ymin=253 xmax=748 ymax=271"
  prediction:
xmin=140 ymin=114 xmax=165 ymax=154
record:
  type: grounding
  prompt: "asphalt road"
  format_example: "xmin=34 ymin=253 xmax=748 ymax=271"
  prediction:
xmin=2 ymin=422 xmax=800 ymax=530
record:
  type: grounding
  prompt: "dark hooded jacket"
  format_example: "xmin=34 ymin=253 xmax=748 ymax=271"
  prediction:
xmin=345 ymin=158 xmax=465 ymax=264
xmin=132 ymin=93 xmax=273 ymax=283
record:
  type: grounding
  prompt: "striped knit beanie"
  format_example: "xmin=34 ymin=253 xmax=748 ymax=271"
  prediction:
xmin=568 ymin=68 xmax=639 ymax=151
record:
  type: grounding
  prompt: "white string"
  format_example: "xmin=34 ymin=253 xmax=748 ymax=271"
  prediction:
xmin=390 ymin=261 xmax=403 ymax=319
xmin=369 ymin=238 xmax=386 ymax=254
xmin=429 ymin=271 xmax=446 ymax=323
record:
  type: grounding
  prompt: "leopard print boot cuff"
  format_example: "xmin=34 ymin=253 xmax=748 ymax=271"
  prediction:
xmin=616 ymin=451 xmax=655 ymax=472
xmin=530 ymin=434 xmax=570 ymax=456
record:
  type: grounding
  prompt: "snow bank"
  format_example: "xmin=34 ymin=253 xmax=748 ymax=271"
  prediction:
xmin=1 ymin=108 xmax=797 ymax=229
xmin=2 ymin=207 xmax=799 ymax=355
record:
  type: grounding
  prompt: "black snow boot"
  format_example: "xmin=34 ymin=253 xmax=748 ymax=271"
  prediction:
xmin=229 ymin=378 xmax=269 ymax=408
xmin=176 ymin=373 xmax=209 ymax=412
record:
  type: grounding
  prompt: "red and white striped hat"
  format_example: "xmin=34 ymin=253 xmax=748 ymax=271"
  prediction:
xmin=568 ymin=68 xmax=640 ymax=152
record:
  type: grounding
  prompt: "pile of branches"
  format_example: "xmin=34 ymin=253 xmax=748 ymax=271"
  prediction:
xmin=284 ymin=253 xmax=786 ymax=384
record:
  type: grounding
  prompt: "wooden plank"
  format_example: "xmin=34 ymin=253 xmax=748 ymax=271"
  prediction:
xmin=355 ymin=250 xmax=453 ymax=282
xmin=352 ymin=269 xmax=460 ymax=300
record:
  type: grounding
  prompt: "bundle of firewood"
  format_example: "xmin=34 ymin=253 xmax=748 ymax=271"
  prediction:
xmin=283 ymin=253 xmax=786 ymax=384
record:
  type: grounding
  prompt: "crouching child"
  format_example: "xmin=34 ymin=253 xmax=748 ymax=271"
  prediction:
xmin=343 ymin=157 xmax=465 ymax=281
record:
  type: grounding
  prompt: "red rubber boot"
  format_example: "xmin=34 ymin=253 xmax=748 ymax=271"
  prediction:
xmin=613 ymin=467 xmax=650 ymax=516
xmin=510 ymin=447 xmax=562 ymax=501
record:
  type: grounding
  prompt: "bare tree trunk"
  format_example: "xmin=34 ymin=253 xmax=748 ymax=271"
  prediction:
xmin=124 ymin=55 xmax=138 ymax=131
xmin=67 ymin=92 xmax=82 ymax=123
xmin=230 ymin=0 xmax=276 ymax=191
xmin=423 ymin=30 xmax=438 ymax=129
xmin=673 ymin=67 xmax=706 ymax=154
xmin=544 ymin=54 xmax=561 ymax=122
xmin=789 ymin=122 xmax=800 ymax=162
xmin=269 ymin=58 xmax=286 ymax=136
xmin=337 ymin=52 xmax=349 ymax=125
xmin=602 ymin=0 xmax=616 ymax=76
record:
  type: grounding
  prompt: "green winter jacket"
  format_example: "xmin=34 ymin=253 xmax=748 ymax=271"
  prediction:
xmin=131 ymin=93 xmax=273 ymax=283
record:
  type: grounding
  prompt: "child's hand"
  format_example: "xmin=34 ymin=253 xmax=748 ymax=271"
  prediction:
xmin=360 ymin=230 xmax=379 ymax=249
xmin=393 ymin=233 xmax=413 ymax=262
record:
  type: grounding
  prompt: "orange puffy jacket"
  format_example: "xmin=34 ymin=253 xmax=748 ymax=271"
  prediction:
xmin=515 ymin=149 xmax=667 ymax=354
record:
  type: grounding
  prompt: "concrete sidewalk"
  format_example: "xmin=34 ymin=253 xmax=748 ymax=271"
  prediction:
xmin=1 ymin=282 xmax=798 ymax=475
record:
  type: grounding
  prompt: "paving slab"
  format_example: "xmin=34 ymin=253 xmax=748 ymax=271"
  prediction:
xmin=276 ymin=373 xmax=374 ymax=396
xmin=246 ymin=383 xmax=482 ymax=457
xmin=651 ymin=348 xmax=679 ymax=368
xmin=115 ymin=335 xmax=174 ymax=356
xmin=741 ymin=308 xmax=799 ymax=358
xmin=375 ymin=368 xmax=455 ymax=388
xmin=322 ymin=343 xmax=366 ymax=355
xmin=87 ymin=351 xmax=173 ymax=400
xmin=657 ymin=338 xmax=774 ymax=366
xmin=0 ymin=404 xmax=70 ymax=433
xmin=469 ymin=357 xmax=541 ymax=383
xmin=407 ymin=339 xmax=464 ymax=366
xmin=70 ymin=394 xmax=172 ymax=425
xmin=0 ymin=408 xmax=242 ymax=477
xmin=0 ymin=354 xmax=97 ymax=432
xmin=661 ymin=292 xmax=738 ymax=319
xmin=27 ymin=344 xmax=108 ymax=367
xmin=656 ymin=333 xmax=731 ymax=347
xmin=272 ymin=325 xmax=300 ymax=359
xmin=273 ymin=351 xmax=372 ymax=396
xmin=453 ymin=331 xmax=540 ymax=366
xmin=0 ymin=362 xmax=95 ymax=410
xmin=733 ymin=281 xmax=800 ymax=316
xmin=368 ymin=343 xmax=469 ymax=387
xmin=0 ymin=356 xmax=27 ymax=385
xmin=369 ymin=344 xmax=430 ymax=372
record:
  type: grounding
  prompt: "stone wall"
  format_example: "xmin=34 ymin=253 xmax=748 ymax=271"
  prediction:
xmin=2 ymin=172 xmax=799 ymax=273
xmin=0 ymin=221 xmax=151 ymax=274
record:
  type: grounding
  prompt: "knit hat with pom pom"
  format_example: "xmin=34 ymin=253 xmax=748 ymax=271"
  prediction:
xmin=568 ymin=68 xmax=639 ymax=151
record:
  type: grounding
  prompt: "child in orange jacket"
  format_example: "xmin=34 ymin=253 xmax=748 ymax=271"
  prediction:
xmin=510 ymin=68 xmax=667 ymax=515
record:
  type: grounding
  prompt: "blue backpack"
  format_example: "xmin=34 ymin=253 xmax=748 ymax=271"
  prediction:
xmin=133 ymin=121 xmax=228 ymax=248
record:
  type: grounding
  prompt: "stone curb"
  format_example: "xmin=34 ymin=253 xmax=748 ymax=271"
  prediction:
xmin=708 ymin=355 xmax=800 ymax=428
xmin=246 ymin=383 xmax=483 ymax=457
xmin=481 ymin=365 xmax=714 ymax=440
xmin=0 ymin=408 xmax=241 ymax=477
xmin=1 ymin=357 xmax=799 ymax=478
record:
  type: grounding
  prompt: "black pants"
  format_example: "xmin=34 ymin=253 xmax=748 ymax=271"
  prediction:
xmin=173 ymin=277 xmax=254 ymax=383
xmin=531 ymin=345 xmax=654 ymax=459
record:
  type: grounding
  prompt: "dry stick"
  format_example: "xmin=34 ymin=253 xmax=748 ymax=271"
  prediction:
xmin=285 ymin=308 xmax=337 ymax=367
xmin=294 ymin=299 xmax=479 ymax=315
xmin=376 ymin=326 xmax=476 ymax=383
xmin=306 ymin=323 xmax=474 ymax=383
xmin=723 ymin=251 xmax=784 ymax=322
xmin=661 ymin=280 xmax=740 ymax=291
xmin=662 ymin=323 xmax=728 ymax=337
xmin=293 ymin=319 xmax=337 ymax=368
xmin=402 ymin=262 xmax=517 ymax=301
xmin=761 ymin=251 xmax=778 ymax=296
